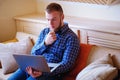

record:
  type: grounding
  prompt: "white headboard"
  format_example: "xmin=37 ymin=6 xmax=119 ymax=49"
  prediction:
xmin=14 ymin=14 xmax=120 ymax=50
xmin=71 ymin=28 xmax=120 ymax=49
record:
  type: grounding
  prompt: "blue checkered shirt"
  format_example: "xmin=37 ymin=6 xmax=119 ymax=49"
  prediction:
xmin=31 ymin=23 xmax=80 ymax=76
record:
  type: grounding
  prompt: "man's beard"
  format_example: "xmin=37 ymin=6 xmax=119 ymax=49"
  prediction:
xmin=54 ymin=18 xmax=62 ymax=32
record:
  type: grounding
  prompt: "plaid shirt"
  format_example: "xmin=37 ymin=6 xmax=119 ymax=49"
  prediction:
xmin=31 ymin=23 xmax=80 ymax=76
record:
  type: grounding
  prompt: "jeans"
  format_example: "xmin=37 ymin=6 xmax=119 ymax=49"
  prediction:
xmin=8 ymin=68 xmax=62 ymax=80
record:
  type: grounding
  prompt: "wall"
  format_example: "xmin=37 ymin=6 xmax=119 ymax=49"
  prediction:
xmin=36 ymin=0 xmax=120 ymax=21
xmin=0 ymin=0 xmax=37 ymax=42
xmin=1 ymin=0 xmax=119 ymax=42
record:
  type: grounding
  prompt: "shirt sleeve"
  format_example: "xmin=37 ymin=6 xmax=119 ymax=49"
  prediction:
xmin=49 ymin=35 xmax=80 ymax=76
xmin=31 ymin=29 xmax=48 ymax=55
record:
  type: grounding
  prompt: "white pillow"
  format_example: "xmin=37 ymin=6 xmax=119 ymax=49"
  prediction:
xmin=16 ymin=32 xmax=38 ymax=45
xmin=0 ymin=37 xmax=33 ymax=74
xmin=0 ymin=37 xmax=33 ymax=54
xmin=76 ymin=54 xmax=118 ymax=80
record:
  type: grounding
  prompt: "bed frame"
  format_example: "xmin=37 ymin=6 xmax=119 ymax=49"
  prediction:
xmin=14 ymin=13 xmax=120 ymax=50
xmin=0 ymin=14 xmax=120 ymax=80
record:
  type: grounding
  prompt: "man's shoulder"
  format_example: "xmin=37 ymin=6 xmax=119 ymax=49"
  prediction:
xmin=41 ymin=28 xmax=50 ymax=33
xmin=43 ymin=27 xmax=49 ymax=31
xmin=67 ymin=28 xmax=78 ymax=37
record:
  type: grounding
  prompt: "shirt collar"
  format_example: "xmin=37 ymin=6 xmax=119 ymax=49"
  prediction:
xmin=56 ymin=22 xmax=69 ymax=35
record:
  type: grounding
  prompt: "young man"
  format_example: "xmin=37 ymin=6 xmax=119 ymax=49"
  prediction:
xmin=8 ymin=3 xmax=80 ymax=80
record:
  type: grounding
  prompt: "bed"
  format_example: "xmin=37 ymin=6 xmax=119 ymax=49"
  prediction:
xmin=0 ymin=14 xmax=120 ymax=80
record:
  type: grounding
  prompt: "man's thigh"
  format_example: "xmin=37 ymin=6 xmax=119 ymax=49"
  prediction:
xmin=8 ymin=68 xmax=28 ymax=80
xmin=35 ymin=75 xmax=62 ymax=80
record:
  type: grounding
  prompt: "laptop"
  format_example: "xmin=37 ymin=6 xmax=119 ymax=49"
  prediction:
xmin=13 ymin=54 xmax=60 ymax=72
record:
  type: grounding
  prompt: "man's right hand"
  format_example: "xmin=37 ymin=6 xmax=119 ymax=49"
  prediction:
xmin=44 ymin=31 xmax=56 ymax=46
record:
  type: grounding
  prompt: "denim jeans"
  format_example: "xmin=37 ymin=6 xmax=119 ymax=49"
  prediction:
xmin=8 ymin=68 xmax=62 ymax=80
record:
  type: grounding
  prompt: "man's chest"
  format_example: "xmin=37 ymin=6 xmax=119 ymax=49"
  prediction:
xmin=47 ymin=36 xmax=67 ymax=53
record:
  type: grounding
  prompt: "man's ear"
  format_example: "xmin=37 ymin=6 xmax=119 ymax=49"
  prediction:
xmin=61 ymin=14 xmax=64 ymax=20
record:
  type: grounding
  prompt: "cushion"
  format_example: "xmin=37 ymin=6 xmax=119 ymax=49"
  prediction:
xmin=63 ymin=76 xmax=74 ymax=80
xmin=87 ymin=46 xmax=120 ymax=69
xmin=0 ymin=53 xmax=18 ymax=74
xmin=76 ymin=54 xmax=118 ymax=80
xmin=0 ymin=38 xmax=18 ymax=68
xmin=63 ymin=43 xmax=92 ymax=80
xmin=0 ymin=37 xmax=33 ymax=74
xmin=16 ymin=32 xmax=38 ymax=45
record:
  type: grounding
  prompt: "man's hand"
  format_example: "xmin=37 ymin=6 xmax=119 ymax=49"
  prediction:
xmin=44 ymin=31 xmax=56 ymax=46
xmin=26 ymin=66 xmax=42 ymax=78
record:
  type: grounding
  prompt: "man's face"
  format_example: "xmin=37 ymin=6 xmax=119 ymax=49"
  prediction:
xmin=45 ymin=11 xmax=63 ymax=32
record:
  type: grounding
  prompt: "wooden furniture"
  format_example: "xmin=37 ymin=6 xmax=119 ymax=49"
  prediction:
xmin=14 ymin=14 xmax=47 ymax=36
xmin=14 ymin=13 xmax=120 ymax=49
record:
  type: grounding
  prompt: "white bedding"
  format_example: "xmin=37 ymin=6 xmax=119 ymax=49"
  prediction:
xmin=0 ymin=32 xmax=120 ymax=80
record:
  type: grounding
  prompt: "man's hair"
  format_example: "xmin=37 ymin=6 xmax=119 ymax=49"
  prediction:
xmin=46 ymin=3 xmax=63 ymax=14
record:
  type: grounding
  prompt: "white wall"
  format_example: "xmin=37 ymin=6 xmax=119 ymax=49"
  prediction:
xmin=0 ymin=0 xmax=37 ymax=42
xmin=36 ymin=0 xmax=120 ymax=21
xmin=1 ymin=0 xmax=119 ymax=41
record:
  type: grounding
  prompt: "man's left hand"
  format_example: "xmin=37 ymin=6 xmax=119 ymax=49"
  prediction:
xmin=26 ymin=66 xmax=42 ymax=78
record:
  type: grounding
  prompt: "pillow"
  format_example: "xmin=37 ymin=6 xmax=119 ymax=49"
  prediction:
xmin=0 ymin=53 xmax=18 ymax=74
xmin=16 ymin=32 xmax=38 ymax=45
xmin=76 ymin=54 xmax=118 ymax=80
xmin=0 ymin=38 xmax=18 ymax=68
xmin=63 ymin=43 xmax=92 ymax=80
xmin=0 ymin=37 xmax=33 ymax=74
xmin=87 ymin=46 xmax=120 ymax=69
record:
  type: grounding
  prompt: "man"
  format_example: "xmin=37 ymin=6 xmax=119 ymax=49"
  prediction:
xmin=8 ymin=3 xmax=80 ymax=80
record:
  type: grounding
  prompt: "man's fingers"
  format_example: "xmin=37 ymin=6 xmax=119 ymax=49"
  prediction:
xmin=45 ymin=30 xmax=57 ymax=45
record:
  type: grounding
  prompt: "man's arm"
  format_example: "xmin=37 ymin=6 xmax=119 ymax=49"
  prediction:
xmin=31 ymin=29 xmax=48 ymax=55
xmin=31 ymin=28 xmax=56 ymax=55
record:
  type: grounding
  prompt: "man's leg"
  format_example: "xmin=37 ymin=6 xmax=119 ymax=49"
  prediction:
xmin=27 ymin=74 xmax=63 ymax=80
xmin=8 ymin=68 xmax=28 ymax=80
xmin=26 ymin=75 xmax=50 ymax=80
